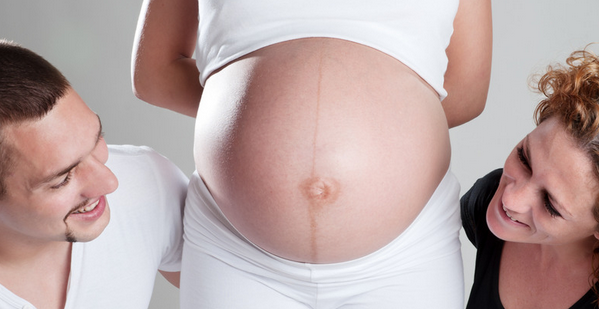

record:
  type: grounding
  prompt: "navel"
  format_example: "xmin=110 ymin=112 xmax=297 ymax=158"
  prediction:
xmin=300 ymin=176 xmax=340 ymax=261
xmin=300 ymin=177 xmax=340 ymax=207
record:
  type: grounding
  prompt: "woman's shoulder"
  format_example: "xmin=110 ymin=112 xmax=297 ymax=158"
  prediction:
xmin=570 ymin=284 xmax=599 ymax=309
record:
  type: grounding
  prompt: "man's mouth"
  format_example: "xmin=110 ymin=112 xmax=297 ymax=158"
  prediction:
xmin=72 ymin=200 xmax=100 ymax=214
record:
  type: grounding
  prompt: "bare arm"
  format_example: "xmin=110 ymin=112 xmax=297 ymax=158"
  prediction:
xmin=443 ymin=0 xmax=493 ymax=128
xmin=159 ymin=270 xmax=180 ymax=288
xmin=131 ymin=0 xmax=201 ymax=118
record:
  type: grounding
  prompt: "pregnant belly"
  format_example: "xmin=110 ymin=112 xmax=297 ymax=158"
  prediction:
xmin=194 ymin=38 xmax=451 ymax=263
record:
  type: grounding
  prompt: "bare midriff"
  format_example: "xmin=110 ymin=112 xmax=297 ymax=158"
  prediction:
xmin=194 ymin=38 xmax=451 ymax=263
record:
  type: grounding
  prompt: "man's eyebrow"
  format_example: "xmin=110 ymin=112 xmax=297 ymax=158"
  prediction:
xmin=33 ymin=114 xmax=103 ymax=188
xmin=31 ymin=160 xmax=80 ymax=189
xmin=96 ymin=114 xmax=104 ymax=144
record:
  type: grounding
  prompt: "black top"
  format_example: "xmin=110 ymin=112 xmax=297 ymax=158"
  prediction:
xmin=461 ymin=169 xmax=598 ymax=309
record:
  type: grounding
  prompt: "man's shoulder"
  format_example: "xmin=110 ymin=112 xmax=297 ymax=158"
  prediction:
xmin=108 ymin=144 xmax=156 ymax=157
xmin=107 ymin=144 xmax=169 ymax=168
xmin=103 ymin=144 xmax=188 ymax=219
xmin=106 ymin=144 xmax=188 ymax=185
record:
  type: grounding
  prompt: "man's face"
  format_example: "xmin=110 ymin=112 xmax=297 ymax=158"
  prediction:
xmin=0 ymin=88 xmax=118 ymax=244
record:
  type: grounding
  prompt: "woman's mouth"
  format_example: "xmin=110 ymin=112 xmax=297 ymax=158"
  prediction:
xmin=501 ymin=204 xmax=529 ymax=228
xmin=502 ymin=205 xmax=518 ymax=222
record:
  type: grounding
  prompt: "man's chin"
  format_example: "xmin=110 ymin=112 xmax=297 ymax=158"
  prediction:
xmin=64 ymin=205 xmax=111 ymax=242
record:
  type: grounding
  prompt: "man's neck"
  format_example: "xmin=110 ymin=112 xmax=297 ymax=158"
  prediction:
xmin=0 ymin=240 xmax=72 ymax=309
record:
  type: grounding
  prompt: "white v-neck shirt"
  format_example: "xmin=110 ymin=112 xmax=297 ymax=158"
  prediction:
xmin=0 ymin=145 xmax=187 ymax=309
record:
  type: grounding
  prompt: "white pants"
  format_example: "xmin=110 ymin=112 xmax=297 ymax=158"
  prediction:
xmin=181 ymin=170 xmax=464 ymax=309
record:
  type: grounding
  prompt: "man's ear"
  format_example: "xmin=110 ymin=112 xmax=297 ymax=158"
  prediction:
xmin=594 ymin=230 xmax=599 ymax=240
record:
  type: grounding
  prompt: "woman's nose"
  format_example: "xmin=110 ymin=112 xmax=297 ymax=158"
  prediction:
xmin=502 ymin=179 xmax=535 ymax=214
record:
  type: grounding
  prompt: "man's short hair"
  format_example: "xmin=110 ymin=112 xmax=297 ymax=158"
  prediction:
xmin=0 ymin=40 xmax=71 ymax=197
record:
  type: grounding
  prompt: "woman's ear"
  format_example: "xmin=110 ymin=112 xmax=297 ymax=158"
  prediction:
xmin=594 ymin=231 xmax=599 ymax=240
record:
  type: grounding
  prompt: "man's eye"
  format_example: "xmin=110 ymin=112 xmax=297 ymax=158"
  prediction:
xmin=51 ymin=172 xmax=72 ymax=189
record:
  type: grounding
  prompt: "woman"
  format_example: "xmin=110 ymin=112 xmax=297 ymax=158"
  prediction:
xmin=132 ymin=1 xmax=492 ymax=308
xmin=462 ymin=48 xmax=599 ymax=309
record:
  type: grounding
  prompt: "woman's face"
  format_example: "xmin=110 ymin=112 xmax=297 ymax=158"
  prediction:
xmin=486 ymin=117 xmax=599 ymax=247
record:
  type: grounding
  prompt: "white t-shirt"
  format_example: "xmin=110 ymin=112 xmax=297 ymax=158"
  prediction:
xmin=0 ymin=145 xmax=188 ymax=309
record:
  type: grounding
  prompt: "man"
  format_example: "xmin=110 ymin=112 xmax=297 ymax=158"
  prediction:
xmin=0 ymin=40 xmax=187 ymax=309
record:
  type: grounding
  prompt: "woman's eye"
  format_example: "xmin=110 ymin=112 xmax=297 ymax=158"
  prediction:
xmin=544 ymin=194 xmax=561 ymax=218
xmin=517 ymin=146 xmax=531 ymax=170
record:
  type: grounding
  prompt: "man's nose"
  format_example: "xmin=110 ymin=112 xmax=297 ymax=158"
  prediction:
xmin=79 ymin=157 xmax=118 ymax=198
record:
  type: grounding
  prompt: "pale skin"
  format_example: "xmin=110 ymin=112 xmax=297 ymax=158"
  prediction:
xmin=486 ymin=118 xmax=599 ymax=309
xmin=132 ymin=0 xmax=492 ymax=263
xmin=0 ymin=88 xmax=179 ymax=309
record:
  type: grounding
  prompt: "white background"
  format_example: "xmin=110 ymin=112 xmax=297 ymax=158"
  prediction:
xmin=1 ymin=1 xmax=598 ymax=308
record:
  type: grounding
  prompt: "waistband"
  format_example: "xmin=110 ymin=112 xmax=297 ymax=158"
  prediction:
xmin=184 ymin=169 xmax=461 ymax=282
